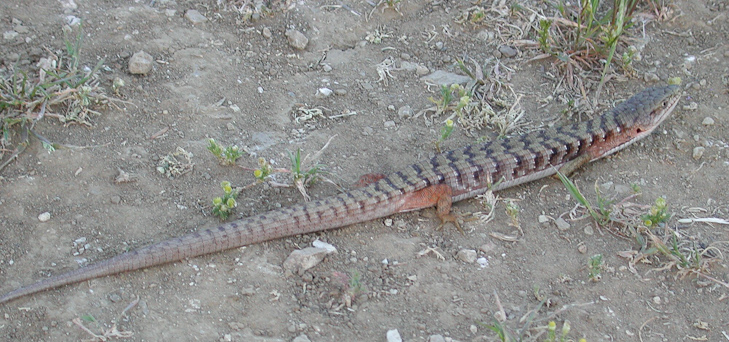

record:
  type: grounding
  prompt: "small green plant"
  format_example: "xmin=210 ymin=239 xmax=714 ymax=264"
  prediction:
xmin=289 ymin=148 xmax=324 ymax=186
xmin=538 ymin=19 xmax=553 ymax=53
xmin=434 ymin=119 xmax=454 ymax=153
xmin=505 ymin=199 xmax=520 ymax=228
xmin=0 ymin=23 xmax=110 ymax=173
xmin=557 ymin=171 xmax=613 ymax=226
xmin=253 ymin=157 xmax=273 ymax=182
xmin=588 ymin=254 xmax=603 ymax=282
xmin=641 ymin=197 xmax=670 ymax=228
xmin=212 ymin=181 xmax=239 ymax=220
xmin=538 ymin=0 xmax=642 ymax=84
xmin=207 ymin=138 xmax=244 ymax=165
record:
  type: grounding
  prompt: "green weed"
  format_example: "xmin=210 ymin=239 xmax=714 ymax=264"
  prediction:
xmin=556 ymin=171 xmax=612 ymax=226
xmin=212 ymin=181 xmax=239 ymax=220
xmin=588 ymin=254 xmax=603 ymax=282
xmin=539 ymin=0 xmax=642 ymax=83
xmin=434 ymin=119 xmax=454 ymax=153
xmin=0 ymin=24 xmax=110 ymax=173
xmin=207 ymin=138 xmax=244 ymax=165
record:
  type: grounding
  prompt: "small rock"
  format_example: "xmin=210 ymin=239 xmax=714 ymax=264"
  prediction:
xmin=322 ymin=64 xmax=333 ymax=72
xmin=386 ymin=329 xmax=402 ymax=342
xmin=428 ymin=334 xmax=446 ymax=342
xmin=652 ymin=296 xmax=661 ymax=305
xmin=477 ymin=257 xmax=489 ymax=268
xmin=644 ymin=73 xmax=660 ymax=83
xmin=420 ymin=70 xmax=472 ymax=86
xmin=577 ymin=243 xmax=587 ymax=254
xmin=226 ymin=122 xmax=236 ymax=131
xmin=184 ymin=10 xmax=208 ymax=24
xmin=312 ymin=239 xmax=337 ymax=254
xmin=400 ymin=52 xmax=411 ymax=60
xmin=479 ymin=242 xmax=497 ymax=253
xmin=397 ymin=105 xmax=412 ymax=119
xmin=538 ymin=215 xmax=549 ymax=223
xmin=555 ymin=217 xmax=570 ymax=230
xmin=3 ymin=31 xmax=18 ymax=40
xmin=584 ymin=225 xmax=594 ymax=235
xmin=334 ymin=89 xmax=347 ymax=96
xmin=456 ymin=249 xmax=477 ymax=263
xmin=384 ymin=218 xmax=393 ymax=226
xmin=107 ymin=292 xmax=122 ymax=303
xmin=702 ymin=117 xmax=715 ymax=126
xmin=292 ymin=334 xmax=311 ymax=342
xmin=476 ymin=30 xmax=495 ymax=42
xmin=283 ymin=247 xmax=329 ymax=275
xmin=384 ymin=120 xmax=396 ymax=128
xmin=129 ymin=50 xmax=154 ymax=75
xmin=415 ymin=64 xmax=429 ymax=76
xmin=261 ymin=27 xmax=272 ymax=39
xmin=110 ymin=195 xmax=121 ymax=204
xmin=399 ymin=61 xmax=419 ymax=72
xmin=285 ymin=29 xmax=308 ymax=50
xmin=316 ymin=87 xmax=333 ymax=98
xmin=692 ymin=146 xmax=705 ymax=160
xmin=498 ymin=45 xmax=518 ymax=58
xmin=38 ymin=212 xmax=51 ymax=222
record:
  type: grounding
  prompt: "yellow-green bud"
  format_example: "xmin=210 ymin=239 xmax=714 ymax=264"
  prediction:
xmin=226 ymin=198 xmax=236 ymax=208
xmin=213 ymin=197 xmax=223 ymax=206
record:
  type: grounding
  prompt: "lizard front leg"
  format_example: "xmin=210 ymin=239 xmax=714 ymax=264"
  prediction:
xmin=397 ymin=184 xmax=463 ymax=233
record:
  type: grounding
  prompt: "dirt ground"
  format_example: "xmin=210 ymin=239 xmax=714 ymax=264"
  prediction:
xmin=1 ymin=0 xmax=728 ymax=341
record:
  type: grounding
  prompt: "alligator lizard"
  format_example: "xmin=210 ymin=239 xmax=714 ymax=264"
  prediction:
xmin=0 ymin=85 xmax=681 ymax=304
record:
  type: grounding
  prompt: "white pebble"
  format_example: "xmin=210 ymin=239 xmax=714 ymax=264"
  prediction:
xmin=38 ymin=212 xmax=51 ymax=222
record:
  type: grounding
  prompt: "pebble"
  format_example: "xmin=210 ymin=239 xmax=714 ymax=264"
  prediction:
xmin=479 ymin=242 xmax=497 ymax=253
xmin=644 ymin=73 xmax=660 ymax=83
xmin=397 ymin=105 xmax=412 ymax=119
xmin=386 ymin=329 xmax=402 ymax=342
xmin=384 ymin=120 xmax=396 ymax=128
xmin=3 ymin=31 xmax=18 ymax=40
xmin=38 ymin=212 xmax=51 ymax=222
xmin=428 ymin=334 xmax=446 ymax=342
xmin=652 ymin=296 xmax=661 ymax=305
xmin=129 ymin=50 xmax=154 ymax=75
xmin=315 ymin=87 xmax=332 ymax=98
xmin=334 ymin=89 xmax=347 ymax=96
xmin=578 ymin=243 xmax=588 ymax=254
xmin=682 ymin=102 xmax=698 ymax=111
xmin=584 ymin=225 xmax=594 ymax=235
xmin=416 ymin=64 xmax=429 ymax=76
xmin=292 ymin=334 xmax=311 ymax=342
xmin=538 ymin=214 xmax=549 ymax=223
xmin=702 ymin=117 xmax=715 ymax=126
xmin=420 ymin=70 xmax=472 ymax=86
xmin=261 ymin=27 xmax=272 ymax=39
xmin=285 ymin=29 xmax=308 ymax=50
xmin=456 ymin=249 xmax=477 ymax=263
xmin=692 ymin=146 xmax=705 ymax=160
xmin=312 ymin=239 xmax=337 ymax=254
xmin=498 ymin=45 xmax=518 ymax=58
xmin=322 ymin=64 xmax=333 ymax=72
xmin=283 ymin=247 xmax=331 ymax=275
xmin=110 ymin=195 xmax=121 ymax=204
xmin=184 ymin=10 xmax=208 ymax=24
xmin=555 ymin=217 xmax=570 ymax=230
